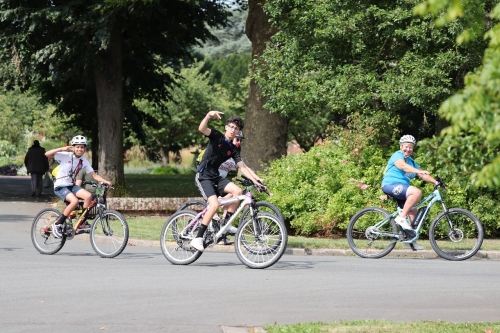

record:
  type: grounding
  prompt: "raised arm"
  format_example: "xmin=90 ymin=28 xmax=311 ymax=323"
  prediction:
xmin=45 ymin=146 xmax=72 ymax=158
xmin=199 ymin=110 xmax=223 ymax=136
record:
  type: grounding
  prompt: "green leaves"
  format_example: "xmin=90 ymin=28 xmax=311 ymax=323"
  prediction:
xmin=253 ymin=0 xmax=486 ymax=140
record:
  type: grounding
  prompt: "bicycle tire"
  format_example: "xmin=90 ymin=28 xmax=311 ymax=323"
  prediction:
xmin=234 ymin=212 xmax=288 ymax=269
xmin=239 ymin=201 xmax=284 ymax=223
xmin=161 ymin=210 xmax=203 ymax=265
xmin=31 ymin=208 xmax=66 ymax=255
xmin=90 ymin=210 xmax=129 ymax=258
xmin=177 ymin=199 xmax=207 ymax=212
xmin=429 ymin=208 xmax=484 ymax=261
xmin=347 ymin=207 xmax=398 ymax=259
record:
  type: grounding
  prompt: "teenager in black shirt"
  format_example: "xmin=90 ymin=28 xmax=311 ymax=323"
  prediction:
xmin=191 ymin=111 xmax=263 ymax=251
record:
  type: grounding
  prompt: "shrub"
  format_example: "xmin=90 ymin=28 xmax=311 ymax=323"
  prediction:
xmin=263 ymin=127 xmax=500 ymax=238
xmin=0 ymin=140 xmax=17 ymax=158
xmin=150 ymin=164 xmax=195 ymax=175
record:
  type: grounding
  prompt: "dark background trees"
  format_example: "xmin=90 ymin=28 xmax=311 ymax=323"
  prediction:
xmin=0 ymin=0 xmax=231 ymax=191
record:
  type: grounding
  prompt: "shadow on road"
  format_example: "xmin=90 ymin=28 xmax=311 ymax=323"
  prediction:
xmin=0 ymin=214 xmax=39 ymax=222
xmin=0 ymin=176 xmax=56 ymax=203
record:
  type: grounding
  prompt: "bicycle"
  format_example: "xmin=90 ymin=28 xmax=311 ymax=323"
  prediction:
xmin=31 ymin=181 xmax=129 ymax=258
xmin=347 ymin=176 xmax=484 ymax=261
xmin=160 ymin=176 xmax=288 ymax=269
xmin=177 ymin=183 xmax=284 ymax=223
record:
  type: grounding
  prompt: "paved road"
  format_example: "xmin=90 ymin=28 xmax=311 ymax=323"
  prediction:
xmin=1 ymin=176 xmax=500 ymax=332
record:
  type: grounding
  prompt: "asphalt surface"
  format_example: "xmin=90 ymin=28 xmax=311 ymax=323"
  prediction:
xmin=1 ymin=175 xmax=500 ymax=333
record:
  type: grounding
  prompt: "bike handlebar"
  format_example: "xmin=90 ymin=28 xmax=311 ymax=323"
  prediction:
xmin=82 ymin=181 xmax=114 ymax=189
xmin=434 ymin=175 xmax=447 ymax=190
xmin=236 ymin=175 xmax=270 ymax=196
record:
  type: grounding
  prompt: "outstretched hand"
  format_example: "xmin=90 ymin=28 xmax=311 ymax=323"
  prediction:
xmin=207 ymin=110 xmax=223 ymax=120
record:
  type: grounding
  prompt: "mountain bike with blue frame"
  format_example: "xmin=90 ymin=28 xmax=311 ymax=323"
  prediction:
xmin=347 ymin=176 xmax=483 ymax=261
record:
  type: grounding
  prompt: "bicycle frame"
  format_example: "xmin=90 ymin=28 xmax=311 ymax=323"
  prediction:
xmin=374 ymin=187 xmax=449 ymax=243
xmin=63 ymin=183 xmax=108 ymax=237
xmin=181 ymin=191 xmax=254 ymax=241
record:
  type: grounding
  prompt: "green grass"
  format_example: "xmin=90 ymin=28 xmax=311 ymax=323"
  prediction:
xmin=128 ymin=216 xmax=165 ymax=240
xmin=124 ymin=173 xmax=200 ymax=197
xmin=264 ymin=320 xmax=500 ymax=333
xmin=125 ymin=217 xmax=500 ymax=251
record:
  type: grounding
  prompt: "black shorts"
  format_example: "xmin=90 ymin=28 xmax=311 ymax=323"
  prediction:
xmin=195 ymin=173 xmax=231 ymax=200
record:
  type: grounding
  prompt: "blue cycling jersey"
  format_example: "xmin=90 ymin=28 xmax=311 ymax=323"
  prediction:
xmin=381 ymin=151 xmax=419 ymax=186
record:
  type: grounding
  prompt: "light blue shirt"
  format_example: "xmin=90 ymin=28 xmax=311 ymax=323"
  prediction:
xmin=381 ymin=151 xmax=419 ymax=186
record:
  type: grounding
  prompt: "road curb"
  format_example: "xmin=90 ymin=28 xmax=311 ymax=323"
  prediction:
xmin=221 ymin=326 xmax=267 ymax=333
xmin=126 ymin=238 xmax=500 ymax=259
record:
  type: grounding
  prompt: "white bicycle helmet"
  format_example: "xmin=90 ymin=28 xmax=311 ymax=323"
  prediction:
xmin=71 ymin=135 xmax=88 ymax=146
xmin=400 ymin=134 xmax=416 ymax=145
xmin=236 ymin=131 xmax=245 ymax=139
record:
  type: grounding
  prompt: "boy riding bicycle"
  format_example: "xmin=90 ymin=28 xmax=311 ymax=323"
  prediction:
xmin=45 ymin=135 xmax=112 ymax=238
xmin=191 ymin=111 xmax=265 ymax=251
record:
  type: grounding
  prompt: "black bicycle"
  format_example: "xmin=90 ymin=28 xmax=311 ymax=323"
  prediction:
xmin=31 ymin=181 xmax=129 ymax=258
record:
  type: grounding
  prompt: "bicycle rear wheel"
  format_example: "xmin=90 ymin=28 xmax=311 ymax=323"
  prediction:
xmin=347 ymin=207 xmax=397 ymax=259
xmin=160 ymin=210 xmax=203 ymax=265
xmin=177 ymin=199 xmax=206 ymax=213
xmin=429 ymin=208 xmax=483 ymax=261
xmin=31 ymin=208 xmax=66 ymax=255
xmin=90 ymin=210 xmax=129 ymax=258
xmin=235 ymin=212 xmax=288 ymax=269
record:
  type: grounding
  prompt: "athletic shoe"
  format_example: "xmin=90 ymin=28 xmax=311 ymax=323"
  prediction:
xmin=404 ymin=242 xmax=424 ymax=250
xmin=190 ymin=237 xmax=205 ymax=252
xmin=394 ymin=216 xmax=412 ymax=230
xmin=52 ymin=223 xmax=63 ymax=238
xmin=222 ymin=226 xmax=238 ymax=235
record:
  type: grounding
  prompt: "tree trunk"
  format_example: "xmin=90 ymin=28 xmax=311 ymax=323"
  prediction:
xmin=244 ymin=0 xmax=288 ymax=171
xmin=93 ymin=16 xmax=125 ymax=195
xmin=90 ymin=119 xmax=99 ymax=170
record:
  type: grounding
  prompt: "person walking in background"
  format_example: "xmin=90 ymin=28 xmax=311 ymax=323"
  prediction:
xmin=24 ymin=140 xmax=49 ymax=197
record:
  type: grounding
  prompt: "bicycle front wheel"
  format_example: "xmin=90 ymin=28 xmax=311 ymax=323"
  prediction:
xmin=235 ymin=212 xmax=288 ymax=269
xmin=90 ymin=210 xmax=129 ymax=258
xmin=239 ymin=201 xmax=284 ymax=224
xmin=31 ymin=208 xmax=66 ymax=255
xmin=429 ymin=208 xmax=484 ymax=261
xmin=347 ymin=207 xmax=398 ymax=259
xmin=160 ymin=210 xmax=203 ymax=265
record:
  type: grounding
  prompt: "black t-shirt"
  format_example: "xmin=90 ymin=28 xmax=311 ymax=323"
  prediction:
xmin=197 ymin=129 xmax=242 ymax=179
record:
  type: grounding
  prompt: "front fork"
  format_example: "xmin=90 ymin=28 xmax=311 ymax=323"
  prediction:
xmin=249 ymin=202 xmax=263 ymax=239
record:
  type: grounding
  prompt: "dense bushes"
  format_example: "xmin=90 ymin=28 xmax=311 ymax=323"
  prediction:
xmin=263 ymin=120 xmax=500 ymax=238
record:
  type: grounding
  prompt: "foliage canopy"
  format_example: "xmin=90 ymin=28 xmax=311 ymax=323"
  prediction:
xmin=253 ymin=0 xmax=487 ymax=144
